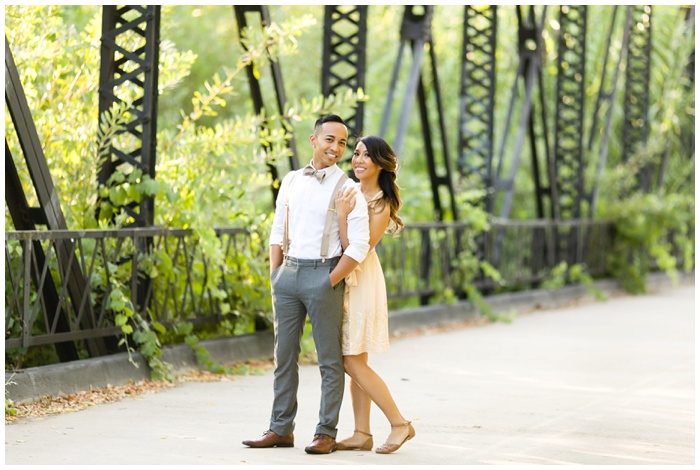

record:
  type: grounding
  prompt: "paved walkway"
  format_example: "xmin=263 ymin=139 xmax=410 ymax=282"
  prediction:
xmin=4 ymin=285 xmax=695 ymax=466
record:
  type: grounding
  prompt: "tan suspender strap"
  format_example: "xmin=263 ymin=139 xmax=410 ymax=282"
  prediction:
xmin=282 ymin=202 xmax=289 ymax=255
xmin=282 ymin=172 xmax=299 ymax=256
xmin=321 ymin=174 xmax=349 ymax=262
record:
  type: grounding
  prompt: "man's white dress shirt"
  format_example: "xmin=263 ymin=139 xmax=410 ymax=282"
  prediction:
xmin=269 ymin=162 xmax=370 ymax=263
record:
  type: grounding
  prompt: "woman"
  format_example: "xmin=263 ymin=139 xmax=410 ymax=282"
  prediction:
xmin=334 ymin=135 xmax=415 ymax=454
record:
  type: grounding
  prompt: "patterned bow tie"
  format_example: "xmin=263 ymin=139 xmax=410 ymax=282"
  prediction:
xmin=302 ymin=165 xmax=327 ymax=183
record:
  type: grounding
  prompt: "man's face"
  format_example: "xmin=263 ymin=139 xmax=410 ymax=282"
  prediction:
xmin=309 ymin=121 xmax=348 ymax=169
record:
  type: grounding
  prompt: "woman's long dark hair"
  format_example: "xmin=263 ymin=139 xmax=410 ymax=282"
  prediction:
xmin=355 ymin=136 xmax=404 ymax=235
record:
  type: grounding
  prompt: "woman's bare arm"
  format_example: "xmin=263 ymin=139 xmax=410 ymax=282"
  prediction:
xmin=367 ymin=203 xmax=390 ymax=250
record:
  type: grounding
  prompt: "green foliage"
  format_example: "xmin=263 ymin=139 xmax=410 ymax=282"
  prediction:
xmin=5 ymin=375 xmax=18 ymax=417
xmin=169 ymin=322 xmax=223 ymax=374
xmin=465 ymin=283 xmax=516 ymax=324
xmin=451 ymin=192 xmax=503 ymax=316
xmin=5 ymin=397 xmax=17 ymax=417
xmin=541 ymin=262 xmax=607 ymax=301
xmin=602 ymin=192 xmax=694 ymax=294
xmin=130 ymin=312 xmax=174 ymax=381
xmin=395 ymin=190 xmax=511 ymax=322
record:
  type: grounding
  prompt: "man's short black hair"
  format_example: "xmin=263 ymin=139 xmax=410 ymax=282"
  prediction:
xmin=314 ymin=114 xmax=346 ymax=134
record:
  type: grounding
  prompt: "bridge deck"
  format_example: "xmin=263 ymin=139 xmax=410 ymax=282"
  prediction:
xmin=4 ymin=283 xmax=694 ymax=465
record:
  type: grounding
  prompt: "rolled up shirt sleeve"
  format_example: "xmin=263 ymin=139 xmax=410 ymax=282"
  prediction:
xmin=342 ymin=181 xmax=370 ymax=264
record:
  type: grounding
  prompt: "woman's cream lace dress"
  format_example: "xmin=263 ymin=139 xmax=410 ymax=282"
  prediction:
xmin=341 ymin=191 xmax=390 ymax=355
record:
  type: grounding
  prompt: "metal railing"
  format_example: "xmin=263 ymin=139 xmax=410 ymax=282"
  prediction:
xmin=378 ymin=219 xmax=613 ymax=305
xmin=5 ymin=220 xmax=614 ymax=362
xmin=4 ymin=227 xmax=260 ymax=358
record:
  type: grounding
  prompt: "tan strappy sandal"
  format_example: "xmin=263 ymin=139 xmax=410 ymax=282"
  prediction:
xmin=375 ymin=421 xmax=415 ymax=454
xmin=336 ymin=430 xmax=373 ymax=451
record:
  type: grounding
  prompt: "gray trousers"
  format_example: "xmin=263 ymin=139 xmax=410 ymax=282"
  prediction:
xmin=268 ymin=256 xmax=345 ymax=438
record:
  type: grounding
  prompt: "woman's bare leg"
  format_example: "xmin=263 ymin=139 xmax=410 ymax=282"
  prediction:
xmin=343 ymin=353 xmax=411 ymax=446
xmin=350 ymin=372 xmax=372 ymax=432
xmin=336 ymin=369 xmax=374 ymax=448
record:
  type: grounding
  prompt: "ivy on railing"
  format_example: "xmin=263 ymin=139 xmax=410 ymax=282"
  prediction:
xmin=4 ymin=218 xmax=619 ymax=370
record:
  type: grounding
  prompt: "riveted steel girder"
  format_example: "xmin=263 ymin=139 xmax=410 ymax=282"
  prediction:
xmin=553 ymin=5 xmax=587 ymax=264
xmin=97 ymin=5 xmax=161 ymax=227
xmin=553 ymin=5 xmax=587 ymax=222
xmin=457 ymin=5 xmax=498 ymax=214
xmin=322 ymin=5 xmax=368 ymax=142
xmin=622 ymin=5 xmax=652 ymax=192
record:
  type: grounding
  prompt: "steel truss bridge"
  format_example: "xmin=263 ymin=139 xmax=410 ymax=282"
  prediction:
xmin=5 ymin=5 xmax=694 ymax=363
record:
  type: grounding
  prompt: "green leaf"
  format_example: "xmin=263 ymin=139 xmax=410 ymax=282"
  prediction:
xmin=174 ymin=322 xmax=193 ymax=336
xmin=184 ymin=334 xmax=199 ymax=348
xmin=108 ymin=186 xmax=127 ymax=206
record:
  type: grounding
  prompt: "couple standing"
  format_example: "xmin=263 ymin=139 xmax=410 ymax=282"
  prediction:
xmin=242 ymin=114 xmax=415 ymax=454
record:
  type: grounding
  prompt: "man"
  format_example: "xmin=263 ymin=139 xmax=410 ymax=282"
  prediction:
xmin=242 ymin=114 xmax=370 ymax=454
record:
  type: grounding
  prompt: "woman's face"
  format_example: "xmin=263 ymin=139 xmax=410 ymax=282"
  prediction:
xmin=352 ymin=141 xmax=380 ymax=183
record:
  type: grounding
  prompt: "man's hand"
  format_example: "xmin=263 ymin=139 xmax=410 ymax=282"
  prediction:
xmin=269 ymin=244 xmax=283 ymax=275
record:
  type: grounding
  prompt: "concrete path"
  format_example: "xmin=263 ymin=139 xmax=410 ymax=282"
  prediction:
xmin=4 ymin=285 xmax=695 ymax=466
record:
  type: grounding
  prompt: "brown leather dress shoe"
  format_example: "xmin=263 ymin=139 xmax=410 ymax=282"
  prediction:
xmin=304 ymin=434 xmax=337 ymax=454
xmin=242 ymin=430 xmax=294 ymax=448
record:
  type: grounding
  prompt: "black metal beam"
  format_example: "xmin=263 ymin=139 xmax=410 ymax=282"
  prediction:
xmin=553 ymin=5 xmax=587 ymax=264
xmin=553 ymin=5 xmax=586 ymax=222
xmin=98 ymin=5 xmax=161 ymax=322
xmin=379 ymin=5 xmax=458 ymax=221
xmin=322 ymin=5 xmax=368 ymax=143
xmin=455 ymin=6 xmax=498 ymax=290
xmin=98 ymin=5 xmax=161 ymax=227
xmin=6 ymin=41 xmax=70 ymax=234
xmin=622 ymin=5 xmax=652 ymax=192
xmin=458 ymin=6 xmax=498 ymax=213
